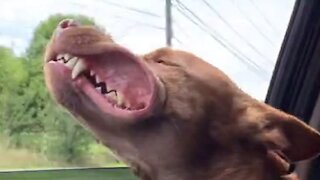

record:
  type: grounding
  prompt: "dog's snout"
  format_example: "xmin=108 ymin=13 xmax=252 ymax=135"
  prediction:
xmin=57 ymin=19 xmax=80 ymax=30
xmin=55 ymin=19 xmax=81 ymax=38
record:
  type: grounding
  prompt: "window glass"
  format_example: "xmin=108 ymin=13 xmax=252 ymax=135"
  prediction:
xmin=0 ymin=0 xmax=295 ymax=170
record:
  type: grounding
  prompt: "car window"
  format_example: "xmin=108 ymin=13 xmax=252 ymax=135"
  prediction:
xmin=0 ymin=0 xmax=295 ymax=171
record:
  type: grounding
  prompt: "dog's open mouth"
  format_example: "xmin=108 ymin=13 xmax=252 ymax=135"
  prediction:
xmin=45 ymin=46 xmax=157 ymax=120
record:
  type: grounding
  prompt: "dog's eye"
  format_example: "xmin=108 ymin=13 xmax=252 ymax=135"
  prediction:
xmin=155 ymin=59 xmax=165 ymax=64
xmin=154 ymin=58 xmax=179 ymax=67
xmin=155 ymin=58 xmax=172 ymax=65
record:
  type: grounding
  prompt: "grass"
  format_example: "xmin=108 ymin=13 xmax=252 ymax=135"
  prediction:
xmin=0 ymin=135 xmax=127 ymax=169
xmin=0 ymin=167 xmax=137 ymax=180
xmin=0 ymin=136 xmax=137 ymax=179
xmin=0 ymin=136 xmax=61 ymax=169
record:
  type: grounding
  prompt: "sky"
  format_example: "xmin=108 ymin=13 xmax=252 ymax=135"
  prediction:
xmin=0 ymin=0 xmax=295 ymax=100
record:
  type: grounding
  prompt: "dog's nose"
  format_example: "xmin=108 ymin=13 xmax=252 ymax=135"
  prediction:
xmin=57 ymin=19 xmax=80 ymax=30
xmin=55 ymin=19 xmax=80 ymax=37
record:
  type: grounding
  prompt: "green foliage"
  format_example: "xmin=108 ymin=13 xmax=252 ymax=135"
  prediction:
xmin=0 ymin=47 xmax=29 ymax=136
xmin=26 ymin=14 xmax=96 ymax=60
xmin=0 ymin=14 xmax=114 ymax=166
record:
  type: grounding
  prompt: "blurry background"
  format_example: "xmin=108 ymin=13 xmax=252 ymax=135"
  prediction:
xmin=0 ymin=0 xmax=294 ymax=170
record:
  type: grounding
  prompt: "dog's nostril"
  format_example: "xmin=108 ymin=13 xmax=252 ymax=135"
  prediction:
xmin=55 ymin=19 xmax=81 ymax=37
xmin=58 ymin=19 xmax=80 ymax=30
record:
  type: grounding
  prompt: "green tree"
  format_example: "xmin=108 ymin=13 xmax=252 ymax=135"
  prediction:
xmin=0 ymin=47 xmax=28 ymax=136
xmin=0 ymin=14 xmax=101 ymax=164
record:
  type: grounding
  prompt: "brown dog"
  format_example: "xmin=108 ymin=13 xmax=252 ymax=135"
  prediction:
xmin=44 ymin=19 xmax=320 ymax=180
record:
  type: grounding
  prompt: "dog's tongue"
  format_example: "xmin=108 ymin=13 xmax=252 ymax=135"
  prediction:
xmin=86 ymin=52 xmax=153 ymax=109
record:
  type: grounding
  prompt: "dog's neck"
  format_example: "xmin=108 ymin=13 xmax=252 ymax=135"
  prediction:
xmin=110 ymin=142 xmax=296 ymax=180
xmin=91 ymin=120 xmax=297 ymax=180
xmin=84 ymin=107 xmax=299 ymax=180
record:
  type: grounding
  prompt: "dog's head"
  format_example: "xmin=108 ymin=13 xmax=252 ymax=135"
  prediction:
xmin=44 ymin=19 xmax=320 ymax=179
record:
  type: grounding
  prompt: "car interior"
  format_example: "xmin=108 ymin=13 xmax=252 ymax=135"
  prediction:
xmin=266 ymin=1 xmax=320 ymax=179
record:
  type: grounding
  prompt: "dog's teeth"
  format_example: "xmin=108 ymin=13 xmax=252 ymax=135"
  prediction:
xmin=57 ymin=54 xmax=64 ymax=60
xmin=65 ymin=57 xmax=78 ymax=69
xmin=104 ymin=85 xmax=108 ymax=94
xmin=105 ymin=91 xmax=117 ymax=101
xmin=90 ymin=70 xmax=95 ymax=76
xmin=124 ymin=100 xmax=131 ymax=108
xmin=72 ymin=58 xmax=87 ymax=79
xmin=95 ymin=87 xmax=102 ymax=93
xmin=117 ymin=92 xmax=125 ymax=107
xmin=58 ymin=59 xmax=64 ymax=63
xmin=64 ymin=53 xmax=71 ymax=60
xmin=96 ymin=75 xmax=102 ymax=83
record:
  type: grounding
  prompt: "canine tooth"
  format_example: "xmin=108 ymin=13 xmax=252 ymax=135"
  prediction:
xmin=65 ymin=57 xmax=78 ymax=69
xmin=64 ymin=53 xmax=71 ymax=60
xmin=117 ymin=92 xmax=125 ymax=106
xmin=58 ymin=59 xmax=64 ymax=63
xmin=72 ymin=58 xmax=87 ymax=79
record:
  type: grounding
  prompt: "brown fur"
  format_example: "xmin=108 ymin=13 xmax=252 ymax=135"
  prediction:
xmin=44 ymin=20 xmax=320 ymax=180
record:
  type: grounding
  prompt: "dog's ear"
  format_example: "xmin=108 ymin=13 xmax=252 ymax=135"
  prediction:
xmin=259 ymin=106 xmax=320 ymax=162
